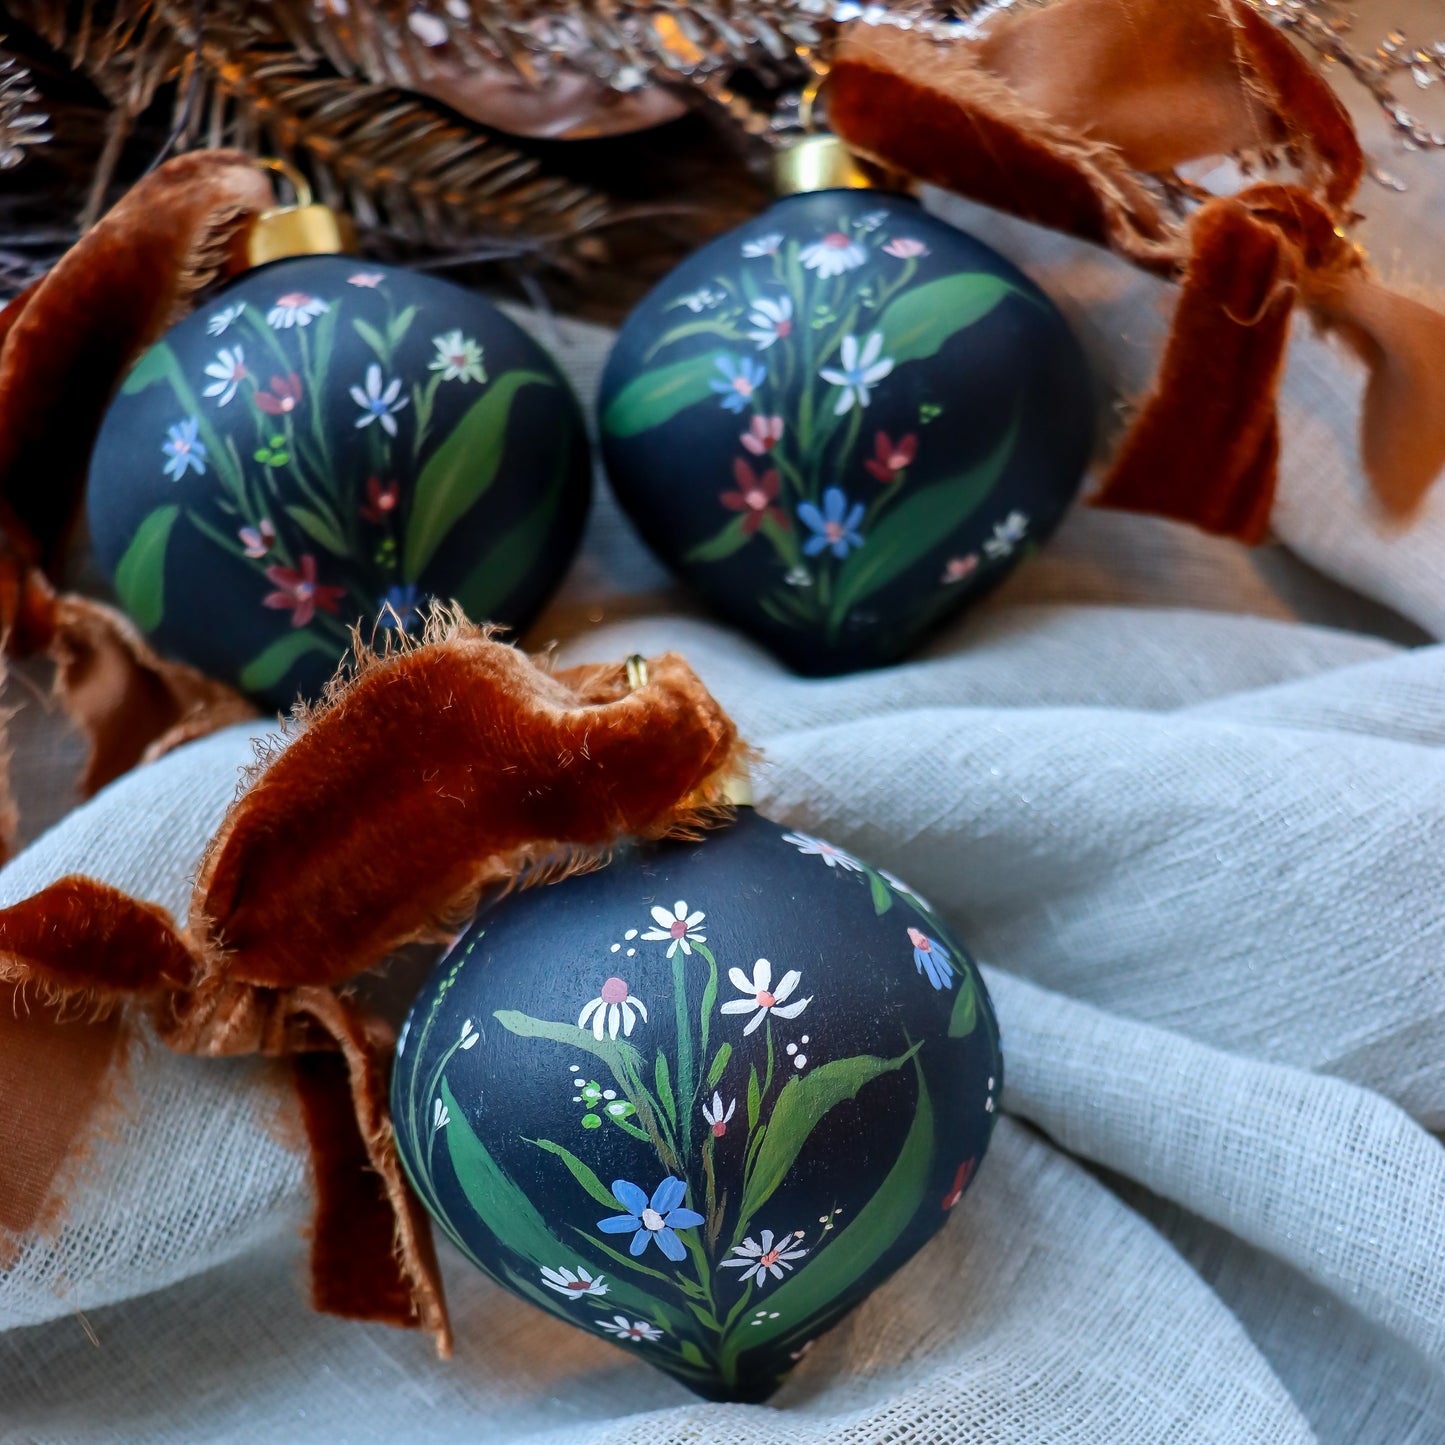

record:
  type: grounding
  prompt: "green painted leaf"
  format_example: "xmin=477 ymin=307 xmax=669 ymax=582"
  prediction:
xmin=237 ymin=631 xmax=336 ymax=695
xmin=879 ymin=273 xmax=1022 ymax=366
xmin=284 ymin=504 xmax=349 ymax=556
xmin=681 ymin=1340 xmax=708 ymax=1368
xmin=113 ymin=505 xmax=178 ymax=631
xmin=739 ymin=1044 xmax=922 ymax=1228
xmin=868 ymin=871 xmax=893 ymax=916
xmin=705 ymin=1043 xmax=732 ymax=1091
xmin=452 ymin=442 xmax=572 ymax=620
xmin=655 ymin=1054 xmax=677 ymax=1128
xmin=601 ymin=351 xmax=726 ymax=438
xmin=830 ymin=417 xmax=1017 ymax=625
xmin=492 ymin=1009 xmax=645 ymax=1081
xmin=529 ymin=1138 xmax=618 ymax=1209
xmin=724 ymin=1064 xmax=934 ymax=1365
xmin=685 ymin=515 xmax=753 ymax=565
xmin=353 ymin=317 xmax=388 ymax=364
xmin=948 ymin=970 xmax=978 ymax=1038
xmin=403 ymin=370 xmax=552 ymax=579
xmin=746 ymin=1065 xmax=762 ymax=1134
xmin=121 ymin=341 xmax=184 ymax=396
xmin=443 ymin=1080 xmax=564 ymax=1269
xmin=388 ymin=304 xmax=419 ymax=347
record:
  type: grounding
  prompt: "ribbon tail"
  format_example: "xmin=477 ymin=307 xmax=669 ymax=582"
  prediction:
xmin=1093 ymin=199 xmax=1297 ymax=543
xmin=0 ymin=152 xmax=270 ymax=573
xmin=287 ymin=988 xmax=452 ymax=1357
xmin=1311 ymin=272 xmax=1445 ymax=518
xmin=44 ymin=592 xmax=256 ymax=797
xmin=0 ymin=877 xmax=196 ymax=1256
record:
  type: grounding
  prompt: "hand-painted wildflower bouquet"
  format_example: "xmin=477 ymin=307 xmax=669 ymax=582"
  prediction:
xmin=392 ymin=807 xmax=1002 ymax=1401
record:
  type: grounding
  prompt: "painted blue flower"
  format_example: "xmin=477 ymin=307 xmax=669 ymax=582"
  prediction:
xmin=379 ymin=583 xmax=424 ymax=633
xmin=908 ymin=927 xmax=955 ymax=990
xmin=797 ymin=488 xmax=865 ymax=559
xmin=709 ymin=354 xmax=766 ymax=414
xmin=162 ymin=417 xmax=207 ymax=480
xmin=597 ymin=1176 xmax=704 ymax=1261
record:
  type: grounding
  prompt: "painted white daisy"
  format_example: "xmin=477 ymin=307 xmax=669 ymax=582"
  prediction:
xmin=640 ymin=901 xmax=706 ymax=958
xmin=819 ymin=330 xmax=894 ymax=414
xmin=267 ymin=292 xmax=329 ymax=328
xmin=746 ymin=295 xmax=793 ymax=350
xmin=459 ymin=1018 xmax=479 ymax=1050
xmin=983 ymin=510 xmax=1030 ymax=560
xmin=431 ymin=1098 xmax=449 ymax=1132
xmin=350 ymin=363 xmax=409 ymax=436
xmin=201 ymin=345 xmax=246 ymax=406
xmin=781 ymin=830 xmax=862 ymax=872
xmin=597 ymin=1315 xmax=664 ymax=1342
xmin=721 ymin=1229 xmax=809 ymax=1286
xmin=741 ymin=232 xmax=783 ymax=258
xmin=429 ymin=329 xmax=487 ymax=384
xmin=539 ymin=1264 xmax=608 ymax=1299
xmin=206 ymin=302 xmax=245 ymax=336
xmin=674 ymin=285 xmax=725 ymax=313
xmin=720 ymin=958 xmax=810 ymax=1036
xmin=578 ymin=977 xmax=648 ymax=1040
xmin=800 ymin=231 xmax=866 ymax=278
xmin=702 ymin=1091 xmax=736 ymax=1138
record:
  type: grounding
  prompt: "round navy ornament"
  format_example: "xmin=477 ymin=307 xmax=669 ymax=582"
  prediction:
xmin=392 ymin=808 xmax=1002 ymax=1402
xmin=599 ymin=145 xmax=1093 ymax=675
xmin=87 ymin=254 xmax=590 ymax=708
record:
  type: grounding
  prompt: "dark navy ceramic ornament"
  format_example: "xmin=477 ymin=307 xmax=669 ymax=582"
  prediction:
xmin=87 ymin=247 xmax=590 ymax=708
xmin=392 ymin=807 xmax=1002 ymax=1402
xmin=598 ymin=136 xmax=1093 ymax=675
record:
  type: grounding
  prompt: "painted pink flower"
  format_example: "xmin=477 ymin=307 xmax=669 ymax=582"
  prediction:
xmin=348 ymin=272 xmax=385 ymax=287
xmin=720 ymin=459 xmax=788 ymax=535
xmin=239 ymin=518 xmax=276 ymax=558
xmin=864 ymin=430 xmax=918 ymax=484
xmin=262 ymin=554 xmax=346 ymax=627
xmin=253 ymin=372 xmax=303 ymax=415
xmin=883 ymin=237 xmax=929 ymax=259
xmin=741 ymin=415 xmax=784 ymax=456
xmin=942 ymin=555 xmax=978 ymax=585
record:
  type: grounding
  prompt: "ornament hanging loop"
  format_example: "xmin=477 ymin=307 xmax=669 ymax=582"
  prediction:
xmin=247 ymin=156 xmax=353 ymax=267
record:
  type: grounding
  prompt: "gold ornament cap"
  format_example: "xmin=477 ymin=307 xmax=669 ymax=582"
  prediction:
xmin=772 ymin=133 xmax=913 ymax=198
xmin=247 ymin=158 xmax=353 ymax=266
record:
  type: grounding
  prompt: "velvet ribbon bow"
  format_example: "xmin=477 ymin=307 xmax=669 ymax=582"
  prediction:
xmin=830 ymin=0 xmax=1445 ymax=541
xmin=0 ymin=152 xmax=273 ymax=861
xmin=0 ymin=616 xmax=746 ymax=1353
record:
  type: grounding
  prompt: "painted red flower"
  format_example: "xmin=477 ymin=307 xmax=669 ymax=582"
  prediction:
xmin=253 ymin=372 xmax=304 ymax=415
xmin=720 ymin=459 xmax=789 ymax=534
xmin=262 ymin=554 xmax=346 ymax=627
xmin=942 ymin=1159 xmax=976 ymax=1210
xmin=359 ymin=475 xmax=401 ymax=524
xmin=864 ymin=430 xmax=918 ymax=484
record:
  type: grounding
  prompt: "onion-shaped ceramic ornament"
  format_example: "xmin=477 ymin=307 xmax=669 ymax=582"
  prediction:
xmin=392 ymin=806 xmax=1002 ymax=1402
xmin=599 ymin=135 xmax=1093 ymax=675
xmin=87 ymin=169 xmax=590 ymax=709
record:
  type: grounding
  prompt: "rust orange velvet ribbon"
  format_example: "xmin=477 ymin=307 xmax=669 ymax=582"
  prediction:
xmin=0 ymin=152 xmax=272 ymax=860
xmin=0 ymin=614 xmax=747 ymax=1352
xmin=829 ymin=0 xmax=1445 ymax=541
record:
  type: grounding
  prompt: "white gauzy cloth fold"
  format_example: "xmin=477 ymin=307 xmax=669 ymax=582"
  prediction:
xmin=7 ymin=38 xmax=1445 ymax=1432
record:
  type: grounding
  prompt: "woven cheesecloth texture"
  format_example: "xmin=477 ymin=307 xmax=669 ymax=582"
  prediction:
xmin=4 ymin=24 xmax=1445 ymax=1440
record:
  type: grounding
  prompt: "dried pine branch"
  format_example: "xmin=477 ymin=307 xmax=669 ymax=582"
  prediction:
xmin=0 ymin=42 xmax=52 ymax=169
